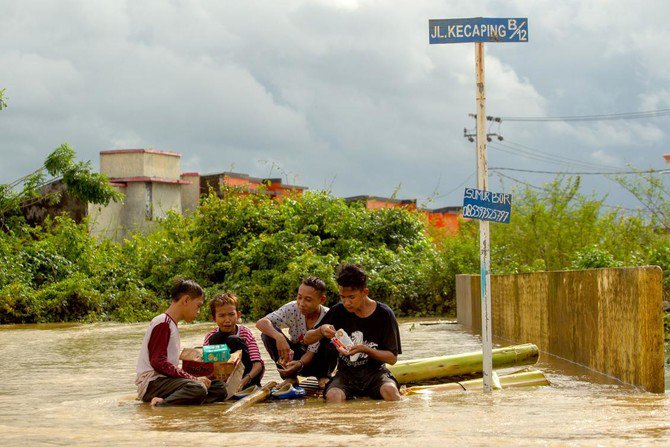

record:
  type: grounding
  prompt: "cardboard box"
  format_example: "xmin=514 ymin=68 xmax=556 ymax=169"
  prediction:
xmin=180 ymin=348 xmax=241 ymax=381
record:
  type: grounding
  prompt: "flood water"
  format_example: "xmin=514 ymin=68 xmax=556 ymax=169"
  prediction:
xmin=0 ymin=320 xmax=668 ymax=446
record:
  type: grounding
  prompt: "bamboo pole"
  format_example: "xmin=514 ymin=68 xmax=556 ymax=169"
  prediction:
xmin=224 ymin=381 xmax=277 ymax=413
xmin=388 ymin=343 xmax=539 ymax=384
xmin=402 ymin=370 xmax=549 ymax=395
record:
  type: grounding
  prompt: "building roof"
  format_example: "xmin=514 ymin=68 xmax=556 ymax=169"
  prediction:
xmin=110 ymin=176 xmax=191 ymax=185
xmin=427 ymin=206 xmax=463 ymax=214
xmin=344 ymin=195 xmax=416 ymax=205
xmin=100 ymin=148 xmax=182 ymax=157
xmin=201 ymin=171 xmax=307 ymax=190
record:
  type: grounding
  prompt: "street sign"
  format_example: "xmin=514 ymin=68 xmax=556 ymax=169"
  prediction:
xmin=429 ymin=17 xmax=528 ymax=44
xmin=463 ymin=188 xmax=512 ymax=224
xmin=429 ymin=15 xmax=527 ymax=394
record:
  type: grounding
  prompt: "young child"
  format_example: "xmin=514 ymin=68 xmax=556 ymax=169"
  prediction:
xmin=304 ymin=263 xmax=402 ymax=402
xmin=135 ymin=279 xmax=228 ymax=406
xmin=256 ymin=276 xmax=337 ymax=388
xmin=204 ymin=292 xmax=264 ymax=388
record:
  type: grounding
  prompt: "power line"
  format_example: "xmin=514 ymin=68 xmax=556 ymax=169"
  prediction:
xmin=494 ymin=171 xmax=546 ymax=191
xmin=493 ymin=171 xmax=651 ymax=213
xmin=435 ymin=171 xmax=476 ymax=200
xmin=489 ymin=167 xmax=670 ymax=176
xmin=499 ymin=139 xmax=623 ymax=170
xmin=489 ymin=141 xmax=623 ymax=172
xmin=495 ymin=108 xmax=670 ymax=122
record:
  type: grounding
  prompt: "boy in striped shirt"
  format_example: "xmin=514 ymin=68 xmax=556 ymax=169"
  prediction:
xmin=203 ymin=293 xmax=264 ymax=388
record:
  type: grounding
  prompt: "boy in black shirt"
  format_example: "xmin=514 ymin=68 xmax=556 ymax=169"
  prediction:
xmin=304 ymin=263 xmax=401 ymax=402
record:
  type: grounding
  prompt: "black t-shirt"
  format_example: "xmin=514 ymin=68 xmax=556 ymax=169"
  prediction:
xmin=317 ymin=301 xmax=401 ymax=378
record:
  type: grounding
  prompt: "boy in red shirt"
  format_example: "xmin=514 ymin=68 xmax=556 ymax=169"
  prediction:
xmin=135 ymin=279 xmax=228 ymax=406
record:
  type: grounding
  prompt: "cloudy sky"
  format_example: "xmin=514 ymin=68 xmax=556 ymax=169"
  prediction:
xmin=1 ymin=0 xmax=669 ymax=210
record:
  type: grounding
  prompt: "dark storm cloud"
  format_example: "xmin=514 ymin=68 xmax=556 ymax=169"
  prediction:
xmin=1 ymin=0 xmax=669 ymax=208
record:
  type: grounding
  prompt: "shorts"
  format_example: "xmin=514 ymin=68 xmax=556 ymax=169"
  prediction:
xmin=325 ymin=368 xmax=398 ymax=400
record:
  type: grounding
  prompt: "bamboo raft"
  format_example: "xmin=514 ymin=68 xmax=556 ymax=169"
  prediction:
xmin=389 ymin=342 xmax=539 ymax=384
xmin=226 ymin=343 xmax=548 ymax=409
xmin=402 ymin=369 xmax=549 ymax=395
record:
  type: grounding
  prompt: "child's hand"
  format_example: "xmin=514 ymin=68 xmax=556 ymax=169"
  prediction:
xmin=277 ymin=360 xmax=302 ymax=376
xmin=347 ymin=344 xmax=369 ymax=356
xmin=334 ymin=345 xmax=350 ymax=356
xmin=319 ymin=324 xmax=336 ymax=339
xmin=277 ymin=338 xmax=292 ymax=365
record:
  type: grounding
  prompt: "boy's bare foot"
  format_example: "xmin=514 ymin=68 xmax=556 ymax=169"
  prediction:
xmin=150 ymin=397 xmax=165 ymax=407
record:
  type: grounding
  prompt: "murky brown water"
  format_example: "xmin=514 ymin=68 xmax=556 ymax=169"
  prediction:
xmin=0 ymin=320 xmax=668 ymax=446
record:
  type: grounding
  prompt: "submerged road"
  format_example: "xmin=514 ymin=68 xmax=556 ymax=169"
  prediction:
xmin=0 ymin=320 xmax=668 ymax=446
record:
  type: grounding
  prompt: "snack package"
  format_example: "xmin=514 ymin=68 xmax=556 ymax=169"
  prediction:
xmin=202 ymin=344 xmax=231 ymax=363
xmin=331 ymin=329 xmax=353 ymax=355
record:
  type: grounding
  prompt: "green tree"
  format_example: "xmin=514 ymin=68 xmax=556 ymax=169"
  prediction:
xmin=491 ymin=176 xmax=650 ymax=272
xmin=0 ymin=88 xmax=7 ymax=110
xmin=613 ymin=169 xmax=670 ymax=231
xmin=0 ymin=143 xmax=123 ymax=230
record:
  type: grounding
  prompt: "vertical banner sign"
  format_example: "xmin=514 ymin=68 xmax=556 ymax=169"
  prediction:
xmin=429 ymin=17 xmax=528 ymax=392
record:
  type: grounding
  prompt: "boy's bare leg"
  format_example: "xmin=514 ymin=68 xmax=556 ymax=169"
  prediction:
xmin=325 ymin=387 xmax=346 ymax=403
xmin=379 ymin=382 xmax=401 ymax=401
xmin=317 ymin=377 xmax=329 ymax=389
xmin=144 ymin=377 xmax=208 ymax=406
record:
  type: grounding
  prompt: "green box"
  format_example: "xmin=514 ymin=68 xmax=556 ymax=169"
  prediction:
xmin=202 ymin=344 xmax=230 ymax=363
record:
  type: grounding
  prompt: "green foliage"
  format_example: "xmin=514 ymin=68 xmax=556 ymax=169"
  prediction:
xmin=3 ymin=162 xmax=670 ymax=350
xmin=0 ymin=88 xmax=7 ymax=110
xmin=613 ymin=169 xmax=670 ymax=231
xmin=0 ymin=282 xmax=41 ymax=324
xmin=34 ymin=274 xmax=103 ymax=322
xmin=569 ymin=246 xmax=622 ymax=269
xmin=647 ymin=239 xmax=670 ymax=301
xmin=0 ymin=188 xmax=457 ymax=323
xmin=176 ymin=190 xmax=447 ymax=319
xmin=0 ymin=143 xmax=122 ymax=231
xmin=491 ymin=176 xmax=650 ymax=273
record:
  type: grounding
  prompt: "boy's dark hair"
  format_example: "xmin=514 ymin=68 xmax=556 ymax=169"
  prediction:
xmin=170 ymin=278 xmax=203 ymax=301
xmin=209 ymin=292 xmax=239 ymax=317
xmin=302 ymin=276 xmax=326 ymax=294
xmin=335 ymin=263 xmax=367 ymax=290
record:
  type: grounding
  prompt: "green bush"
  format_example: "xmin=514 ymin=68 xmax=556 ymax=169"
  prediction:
xmin=3 ymin=174 xmax=670 ymax=349
xmin=0 ymin=282 xmax=42 ymax=324
xmin=648 ymin=241 xmax=670 ymax=301
xmin=103 ymin=285 xmax=163 ymax=322
xmin=34 ymin=274 xmax=103 ymax=322
xmin=569 ymin=245 xmax=623 ymax=269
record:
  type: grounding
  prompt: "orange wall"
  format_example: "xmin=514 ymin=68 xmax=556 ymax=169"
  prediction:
xmin=221 ymin=177 xmax=305 ymax=200
xmin=223 ymin=176 xmax=259 ymax=191
xmin=365 ymin=199 xmax=399 ymax=210
xmin=426 ymin=212 xmax=460 ymax=234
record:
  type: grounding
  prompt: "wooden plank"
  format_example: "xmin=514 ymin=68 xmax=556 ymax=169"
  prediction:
xmin=224 ymin=381 xmax=277 ymax=413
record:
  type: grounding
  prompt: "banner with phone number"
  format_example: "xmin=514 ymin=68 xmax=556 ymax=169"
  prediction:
xmin=462 ymin=187 xmax=512 ymax=224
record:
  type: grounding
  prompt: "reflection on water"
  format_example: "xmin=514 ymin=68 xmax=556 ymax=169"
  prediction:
xmin=0 ymin=320 xmax=668 ymax=446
